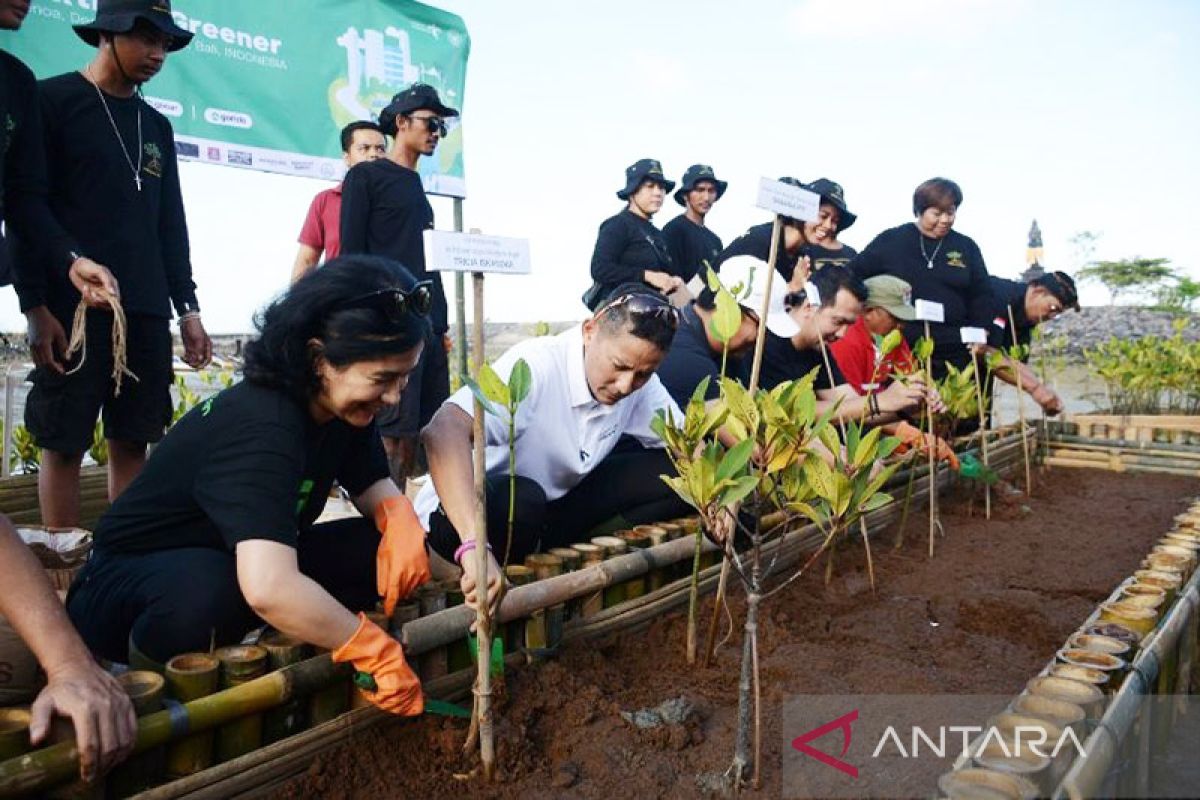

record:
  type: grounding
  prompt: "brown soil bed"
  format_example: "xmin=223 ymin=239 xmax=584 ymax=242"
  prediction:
xmin=273 ymin=468 xmax=1198 ymax=799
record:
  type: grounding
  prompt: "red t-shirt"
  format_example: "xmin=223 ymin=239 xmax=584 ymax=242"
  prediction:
xmin=297 ymin=184 xmax=343 ymax=261
xmin=830 ymin=317 xmax=915 ymax=395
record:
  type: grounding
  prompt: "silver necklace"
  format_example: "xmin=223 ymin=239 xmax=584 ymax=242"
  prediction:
xmin=918 ymin=229 xmax=943 ymax=269
xmin=85 ymin=67 xmax=143 ymax=192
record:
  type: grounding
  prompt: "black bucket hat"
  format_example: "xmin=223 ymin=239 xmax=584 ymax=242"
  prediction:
xmin=378 ymin=83 xmax=459 ymax=134
xmin=73 ymin=0 xmax=193 ymax=52
xmin=673 ymin=164 xmax=728 ymax=206
xmin=616 ymin=159 xmax=675 ymax=200
xmin=801 ymin=178 xmax=857 ymax=231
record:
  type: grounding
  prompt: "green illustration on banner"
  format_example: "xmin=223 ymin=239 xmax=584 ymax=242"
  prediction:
xmin=1 ymin=0 xmax=470 ymax=196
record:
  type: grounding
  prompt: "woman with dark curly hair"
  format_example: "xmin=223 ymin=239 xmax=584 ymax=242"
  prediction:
xmin=66 ymin=256 xmax=434 ymax=716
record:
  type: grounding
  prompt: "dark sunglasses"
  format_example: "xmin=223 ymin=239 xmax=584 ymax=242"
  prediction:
xmin=406 ymin=114 xmax=448 ymax=136
xmin=598 ymin=292 xmax=680 ymax=329
xmin=334 ymin=282 xmax=433 ymax=321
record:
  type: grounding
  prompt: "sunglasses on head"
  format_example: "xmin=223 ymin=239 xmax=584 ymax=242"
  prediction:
xmin=598 ymin=292 xmax=680 ymax=330
xmin=405 ymin=114 xmax=448 ymax=136
xmin=334 ymin=282 xmax=434 ymax=322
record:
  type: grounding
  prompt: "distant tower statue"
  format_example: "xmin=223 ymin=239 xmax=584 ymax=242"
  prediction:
xmin=1022 ymin=219 xmax=1046 ymax=281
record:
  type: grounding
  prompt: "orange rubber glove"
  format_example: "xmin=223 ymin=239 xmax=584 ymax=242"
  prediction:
xmin=376 ymin=495 xmax=432 ymax=616
xmin=332 ymin=613 xmax=423 ymax=716
xmin=893 ymin=421 xmax=961 ymax=470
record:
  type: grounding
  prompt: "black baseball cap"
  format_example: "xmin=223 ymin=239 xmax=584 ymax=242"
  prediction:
xmin=378 ymin=83 xmax=460 ymax=133
xmin=73 ymin=0 xmax=193 ymax=52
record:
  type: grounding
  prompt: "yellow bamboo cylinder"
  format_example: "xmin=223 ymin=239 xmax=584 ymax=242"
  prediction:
xmin=415 ymin=584 xmax=448 ymax=681
xmin=571 ymin=544 xmax=605 ymax=618
xmin=214 ymin=645 xmax=267 ymax=763
xmin=937 ymin=767 xmax=1038 ymax=800
xmin=1080 ymin=622 xmax=1142 ymax=648
xmin=591 ymin=536 xmax=628 ymax=607
xmin=1150 ymin=545 xmax=1196 ymax=577
xmin=164 ymin=653 xmax=219 ymax=777
xmin=524 ymin=553 xmax=565 ymax=651
xmin=1133 ymin=569 xmax=1182 ymax=606
xmin=307 ymin=647 xmax=350 ymax=726
xmin=109 ymin=671 xmax=166 ymax=796
xmin=1027 ymin=676 xmax=1105 ymax=719
xmin=503 ymin=565 xmax=533 ymax=652
xmin=444 ymin=586 xmax=473 ymax=673
xmin=259 ymin=632 xmax=310 ymax=742
xmin=1009 ymin=694 xmax=1086 ymax=731
xmin=1118 ymin=583 xmax=1167 ymax=611
xmin=1067 ymin=633 xmax=1131 ymax=660
xmin=0 ymin=708 xmax=31 ymax=762
xmin=548 ymin=547 xmax=583 ymax=620
xmin=1099 ymin=601 xmax=1158 ymax=639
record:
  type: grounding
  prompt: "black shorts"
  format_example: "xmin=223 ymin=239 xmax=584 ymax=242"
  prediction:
xmin=376 ymin=328 xmax=450 ymax=439
xmin=25 ymin=312 xmax=174 ymax=453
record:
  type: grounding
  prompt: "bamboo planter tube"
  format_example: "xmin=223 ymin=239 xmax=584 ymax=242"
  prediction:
xmin=1046 ymin=433 xmax=1200 ymax=459
xmin=164 ymin=654 xmax=219 ymax=778
xmin=415 ymin=584 xmax=448 ymax=681
xmin=111 ymin=671 xmax=167 ymax=797
xmin=0 ymin=654 xmax=356 ymax=797
xmin=258 ymin=633 xmax=310 ymax=744
xmin=502 ymin=564 xmax=534 ymax=653
xmin=214 ymin=646 xmax=267 ymax=764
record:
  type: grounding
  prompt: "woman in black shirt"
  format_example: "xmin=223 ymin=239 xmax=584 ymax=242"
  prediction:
xmin=851 ymin=177 xmax=992 ymax=377
xmin=67 ymin=257 xmax=438 ymax=717
xmin=797 ymin=178 xmax=859 ymax=272
xmin=585 ymin=158 xmax=678 ymax=309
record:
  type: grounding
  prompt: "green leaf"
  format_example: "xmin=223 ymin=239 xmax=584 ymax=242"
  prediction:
xmin=461 ymin=374 xmax=500 ymax=416
xmin=859 ymin=492 xmax=893 ymax=513
xmin=719 ymin=475 xmax=760 ymax=507
xmin=880 ymin=329 xmax=903 ymax=356
xmin=716 ymin=439 xmax=754 ymax=483
xmin=913 ymin=336 xmax=934 ymax=363
xmin=476 ymin=362 xmax=510 ymax=406
xmin=852 ymin=426 xmax=883 ymax=470
xmin=711 ymin=285 xmax=742 ymax=344
xmin=507 ymin=358 xmax=532 ymax=405
xmin=720 ymin=377 xmax=759 ymax=437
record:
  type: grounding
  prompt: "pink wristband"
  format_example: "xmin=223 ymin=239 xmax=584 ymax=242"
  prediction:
xmin=454 ymin=540 xmax=490 ymax=565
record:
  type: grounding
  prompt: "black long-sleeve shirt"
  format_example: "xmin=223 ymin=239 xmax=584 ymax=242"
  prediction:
xmin=662 ymin=213 xmax=722 ymax=284
xmin=986 ymin=276 xmax=1034 ymax=352
xmin=13 ymin=72 xmax=197 ymax=322
xmin=339 ymin=158 xmax=447 ymax=333
xmin=0 ymin=52 xmax=78 ymax=289
xmin=851 ymin=223 xmax=992 ymax=374
xmin=589 ymin=209 xmax=673 ymax=301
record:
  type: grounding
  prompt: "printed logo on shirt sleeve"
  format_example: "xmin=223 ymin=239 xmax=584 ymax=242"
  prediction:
xmin=142 ymin=142 xmax=164 ymax=179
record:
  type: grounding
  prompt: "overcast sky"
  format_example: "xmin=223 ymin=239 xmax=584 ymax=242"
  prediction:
xmin=3 ymin=0 xmax=1197 ymax=333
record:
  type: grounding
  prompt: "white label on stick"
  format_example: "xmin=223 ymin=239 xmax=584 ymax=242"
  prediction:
xmin=914 ymin=299 xmax=945 ymax=322
xmin=423 ymin=231 xmax=532 ymax=275
xmin=959 ymin=326 xmax=988 ymax=344
xmin=803 ymin=281 xmax=821 ymax=306
xmin=755 ymin=177 xmax=820 ymax=221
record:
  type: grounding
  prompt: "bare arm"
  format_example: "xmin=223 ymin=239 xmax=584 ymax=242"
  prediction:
xmin=0 ymin=519 xmax=136 ymax=781
xmin=351 ymin=477 xmax=403 ymax=519
xmin=235 ymin=539 xmax=360 ymax=650
xmin=983 ymin=347 xmax=1063 ymax=414
xmin=290 ymin=245 xmax=321 ymax=285
xmin=421 ymin=404 xmax=479 ymax=543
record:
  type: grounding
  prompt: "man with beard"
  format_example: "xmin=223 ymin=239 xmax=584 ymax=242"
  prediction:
xmin=14 ymin=0 xmax=211 ymax=528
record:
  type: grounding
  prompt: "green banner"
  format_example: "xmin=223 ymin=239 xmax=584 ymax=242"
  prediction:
xmin=2 ymin=0 xmax=470 ymax=196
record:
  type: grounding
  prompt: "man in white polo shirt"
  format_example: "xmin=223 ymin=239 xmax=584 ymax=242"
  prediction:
xmin=417 ymin=284 xmax=690 ymax=601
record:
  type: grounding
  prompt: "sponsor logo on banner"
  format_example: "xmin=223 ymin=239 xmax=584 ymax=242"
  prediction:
xmin=175 ymin=141 xmax=200 ymax=158
xmin=145 ymin=96 xmax=183 ymax=117
xmin=204 ymin=108 xmax=254 ymax=129
xmin=226 ymin=150 xmax=253 ymax=166
xmin=206 ymin=146 xmax=221 ymax=161
xmin=319 ymin=162 xmax=336 ymax=178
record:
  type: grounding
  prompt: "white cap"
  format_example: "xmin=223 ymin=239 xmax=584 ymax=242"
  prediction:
xmin=716 ymin=255 xmax=803 ymax=338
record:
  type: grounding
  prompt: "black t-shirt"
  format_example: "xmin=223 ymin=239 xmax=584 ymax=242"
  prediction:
xmin=655 ymin=304 xmax=740 ymax=406
xmin=662 ymin=214 xmax=722 ymax=284
xmin=589 ymin=209 xmax=673 ymax=301
xmin=750 ymin=332 xmax=844 ymax=393
xmin=339 ymin=158 xmax=447 ymax=333
xmin=986 ymin=276 xmax=1034 ymax=352
xmin=94 ymin=381 xmax=389 ymax=555
xmin=0 ymin=52 xmax=77 ymax=287
xmin=715 ymin=222 xmax=800 ymax=283
xmin=851 ymin=223 xmax=991 ymax=373
xmin=13 ymin=72 xmax=197 ymax=322
xmin=799 ymin=242 xmax=858 ymax=275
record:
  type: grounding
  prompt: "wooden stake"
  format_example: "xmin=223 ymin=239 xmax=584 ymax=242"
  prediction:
xmin=701 ymin=214 xmax=783 ymax=668
xmin=971 ymin=354 xmax=991 ymax=519
xmin=923 ymin=321 xmax=938 ymax=559
xmin=1009 ymin=306 xmax=1033 ymax=496
xmin=469 ymin=270 xmax=496 ymax=781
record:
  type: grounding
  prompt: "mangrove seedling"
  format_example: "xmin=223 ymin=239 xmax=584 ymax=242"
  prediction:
xmin=11 ymin=424 xmax=40 ymax=474
xmin=89 ymin=421 xmax=108 ymax=467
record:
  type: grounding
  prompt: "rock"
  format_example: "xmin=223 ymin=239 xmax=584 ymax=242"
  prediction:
xmin=551 ymin=761 xmax=580 ymax=789
xmin=1036 ymin=307 xmax=1198 ymax=359
xmin=620 ymin=696 xmax=697 ymax=729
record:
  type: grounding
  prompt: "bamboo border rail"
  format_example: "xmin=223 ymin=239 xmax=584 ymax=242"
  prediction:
xmin=1045 ymin=419 xmax=1200 ymax=478
xmin=0 ymin=428 xmax=1035 ymax=799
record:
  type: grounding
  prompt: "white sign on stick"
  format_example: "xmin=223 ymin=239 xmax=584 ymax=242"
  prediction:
xmin=959 ymin=326 xmax=988 ymax=344
xmin=755 ymin=177 xmax=820 ymax=221
xmin=424 ymin=231 xmax=532 ymax=275
xmin=914 ymin=299 xmax=945 ymax=323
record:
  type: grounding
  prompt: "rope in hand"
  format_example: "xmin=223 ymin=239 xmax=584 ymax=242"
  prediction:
xmin=63 ymin=289 xmax=139 ymax=397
